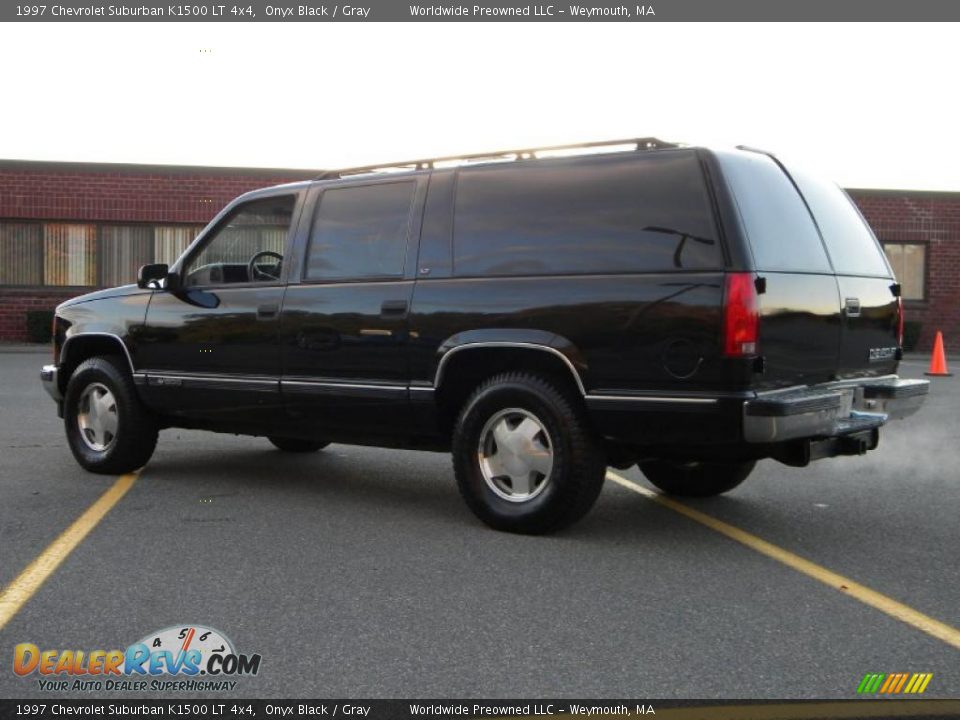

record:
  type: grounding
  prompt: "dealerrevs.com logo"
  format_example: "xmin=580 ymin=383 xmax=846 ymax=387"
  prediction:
xmin=13 ymin=625 xmax=262 ymax=692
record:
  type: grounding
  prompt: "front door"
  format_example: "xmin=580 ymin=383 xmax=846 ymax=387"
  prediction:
xmin=138 ymin=191 xmax=302 ymax=422
xmin=280 ymin=176 xmax=426 ymax=438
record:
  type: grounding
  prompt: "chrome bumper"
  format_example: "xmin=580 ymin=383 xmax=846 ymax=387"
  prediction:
xmin=743 ymin=377 xmax=929 ymax=444
xmin=41 ymin=364 xmax=62 ymax=402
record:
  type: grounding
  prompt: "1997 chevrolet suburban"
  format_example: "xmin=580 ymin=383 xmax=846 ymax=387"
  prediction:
xmin=41 ymin=138 xmax=929 ymax=533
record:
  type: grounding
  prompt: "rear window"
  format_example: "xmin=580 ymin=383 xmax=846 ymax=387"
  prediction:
xmin=718 ymin=151 xmax=832 ymax=273
xmin=452 ymin=151 xmax=722 ymax=277
xmin=786 ymin=165 xmax=891 ymax=278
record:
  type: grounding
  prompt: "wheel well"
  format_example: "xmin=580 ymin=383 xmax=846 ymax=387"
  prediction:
xmin=434 ymin=347 xmax=585 ymax=435
xmin=59 ymin=336 xmax=131 ymax=393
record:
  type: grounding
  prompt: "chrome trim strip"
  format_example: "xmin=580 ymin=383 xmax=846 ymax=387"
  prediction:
xmin=143 ymin=372 xmax=414 ymax=393
xmin=147 ymin=373 xmax=277 ymax=386
xmin=61 ymin=332 xmax=136 ymax=376
xmin=282 ymin=380 xmax=407 ymax=391
xmin=754 ymin=375 xmax=902 ymax=398
xmin=585 ymin=395 xmax=718 ymax=405
xmin=434 ymin=342 xmax=587 ymax=395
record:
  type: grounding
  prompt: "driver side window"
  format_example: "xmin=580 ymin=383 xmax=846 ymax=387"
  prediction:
xmin=183 ymin=195 xmax=295 ymax=287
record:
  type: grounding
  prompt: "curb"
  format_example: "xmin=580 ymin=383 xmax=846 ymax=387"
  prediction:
xmin=0 ymin=344 xmax=49 ymax=354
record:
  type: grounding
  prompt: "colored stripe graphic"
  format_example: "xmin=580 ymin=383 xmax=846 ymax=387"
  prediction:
xmin=857 ymin=672 xmax=932 ymax=694
xmin=879 ymin=674 xmax=896 ymax=693
xmin=904 ymin=674 xmax=921 ymax=693
xmin=856 ymin=674 xmax=874 ymax=693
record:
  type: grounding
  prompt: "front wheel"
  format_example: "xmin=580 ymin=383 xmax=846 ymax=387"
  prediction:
xmin=64 ymin=356 xmax=158 ymax=474
xmin=639 ymin=459 xmax=756 ymax=497
xmin=452 ymin=372 xmax=606 ymax=534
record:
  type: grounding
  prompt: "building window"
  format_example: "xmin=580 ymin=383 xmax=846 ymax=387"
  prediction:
xmin=0 ymin=221 xmax=202 ymax=288
xmin=155 ymin=226 xmax=203 ymax=265
xmin=0 ymin=223 xmax=43 ymax=285
xmin=43 ymin=224 xmax=97 ymax=286
xmin=99 ymin=225 xmax=154 ymax=287
xmin=882 ymin=243 xmax=926 ymax=301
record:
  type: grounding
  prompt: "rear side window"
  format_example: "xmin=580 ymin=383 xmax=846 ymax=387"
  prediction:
xmin=305 ymin=181 xmax=416 ymax=281
xmin=718 ymin=152 xmax=831 ymax=273
xmin=452 ymin=152 xmax=722 ymax=277
xmin=786 ymin=166 xmax=891 ymax=277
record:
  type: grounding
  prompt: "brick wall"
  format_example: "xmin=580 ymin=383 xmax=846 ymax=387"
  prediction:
xmin=0 ymin=160 xmax=313 ymax=342
xmin=0 ymin=288 xmax=80 ymax=342
xmin=850 ymin=190 xmax=960 ymax=351
xmin=0 ymin=160 xmax=313 ymax=225
xmin=1 ymin=161 xmax=957 ymax=352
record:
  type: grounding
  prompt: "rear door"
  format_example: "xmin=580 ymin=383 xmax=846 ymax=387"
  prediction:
xmin=279 ymin=175 xmax=427 ymax=437
xmin=786 ymin=166 xmax=900 ymax=379
xmin=714 ymin=151 xmax=842 ymax=389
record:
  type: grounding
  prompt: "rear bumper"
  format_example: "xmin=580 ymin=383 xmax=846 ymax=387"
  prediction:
xmin=743 ymin=376 xmax=929 ymax=444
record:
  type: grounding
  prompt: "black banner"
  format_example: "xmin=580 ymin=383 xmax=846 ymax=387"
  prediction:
xmin=2 ymin=699 xmax=960 ymax=720
xmin=4 ymin=0 xmax=960 ymax=22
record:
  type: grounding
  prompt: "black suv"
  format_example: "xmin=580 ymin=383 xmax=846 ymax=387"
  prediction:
xmin=41 ymin=139 xmax=929 ymax=534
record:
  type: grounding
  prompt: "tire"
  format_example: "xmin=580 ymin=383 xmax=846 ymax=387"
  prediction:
xmin=639 ymin=459 xmax=756 ymax=497
xmin=268 ymin=436 xmax=329 ymax=453
xmin=452 ymin=372 xmax=606 ymax=534
xmin=63 ymin=356 xmax=158 ymax=474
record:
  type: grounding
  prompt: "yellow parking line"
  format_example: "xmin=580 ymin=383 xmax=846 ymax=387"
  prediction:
xmin=606 ymin=471 xmax=960 ymax=650
xmin=0 ymin=472 xmax=138 ymax=632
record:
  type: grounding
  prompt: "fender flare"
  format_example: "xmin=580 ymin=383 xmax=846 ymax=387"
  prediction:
xmin=433 ymin=330 xmax=588 ymax=395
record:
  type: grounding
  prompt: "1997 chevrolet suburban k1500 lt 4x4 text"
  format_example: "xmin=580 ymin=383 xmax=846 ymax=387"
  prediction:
xmin=40 ymin=138 xmax=929 ymax=533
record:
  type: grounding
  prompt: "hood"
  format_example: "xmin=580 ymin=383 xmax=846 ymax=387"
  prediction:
xmin=57 ymin=284 xmax=149 ymax=310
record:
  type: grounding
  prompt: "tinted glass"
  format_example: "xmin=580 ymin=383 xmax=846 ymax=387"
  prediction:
xmin=306 ymin=181 xmax=415 ymax=281
xmin=787 ymin=166 xmax=891 ymax=277
xmin=452 ymin=151 xmax=721 ymax=277
xmin=184 ymin=195 xmax=294 ymax=286
xmin=718 ymin=152 xmax=831 ymax=273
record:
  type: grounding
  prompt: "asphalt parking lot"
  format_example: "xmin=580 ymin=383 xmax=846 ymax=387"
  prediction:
xmin=0 ymin=347 xmax=957 ymax=700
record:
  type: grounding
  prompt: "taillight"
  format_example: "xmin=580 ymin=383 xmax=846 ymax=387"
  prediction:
xmin=723 ymin=273 xmax=759 ymax=357
xmin=897 ymin=296 xmax=905 ymax=347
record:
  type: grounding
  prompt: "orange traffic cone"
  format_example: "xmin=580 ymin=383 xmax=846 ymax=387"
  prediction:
xmin=925 ymin=331 xmax=952 ymax=377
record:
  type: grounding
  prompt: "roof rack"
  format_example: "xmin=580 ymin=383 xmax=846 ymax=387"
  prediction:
xmin=315 ymin=137 xmax=679 ymax=180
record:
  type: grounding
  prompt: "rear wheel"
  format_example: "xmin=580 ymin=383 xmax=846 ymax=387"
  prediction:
xmin=639 ymin=459 xmax=755 ymax=497
xmin=268 ymin=437 xmax=329 ymax=453
xmin=64 ymin=356 xmax=158 ymax=474
xmin=452 ymin=372 xmax=606 ymax=534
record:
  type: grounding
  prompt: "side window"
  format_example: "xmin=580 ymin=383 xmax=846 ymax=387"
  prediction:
xmin=787 ymin=166 xmax=891 ymax=278
xmin=183 ymin=195 xmax=295 ymax=287
xmin=718 ymin=152 xmax=832 ymax=273
xmin=453 ymin=152 xmax=722 ymax=277
xmin=305 ymin=181 xmax=416 ymax=281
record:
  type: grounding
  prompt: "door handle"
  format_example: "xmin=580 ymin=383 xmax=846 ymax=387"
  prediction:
xmin=257 ymin=303 xmax=279 ymax=320
xmin=380 ymin=300 xmax=408 ymax=318
xmin=845 ymin=297 xmax=861 ymax=318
